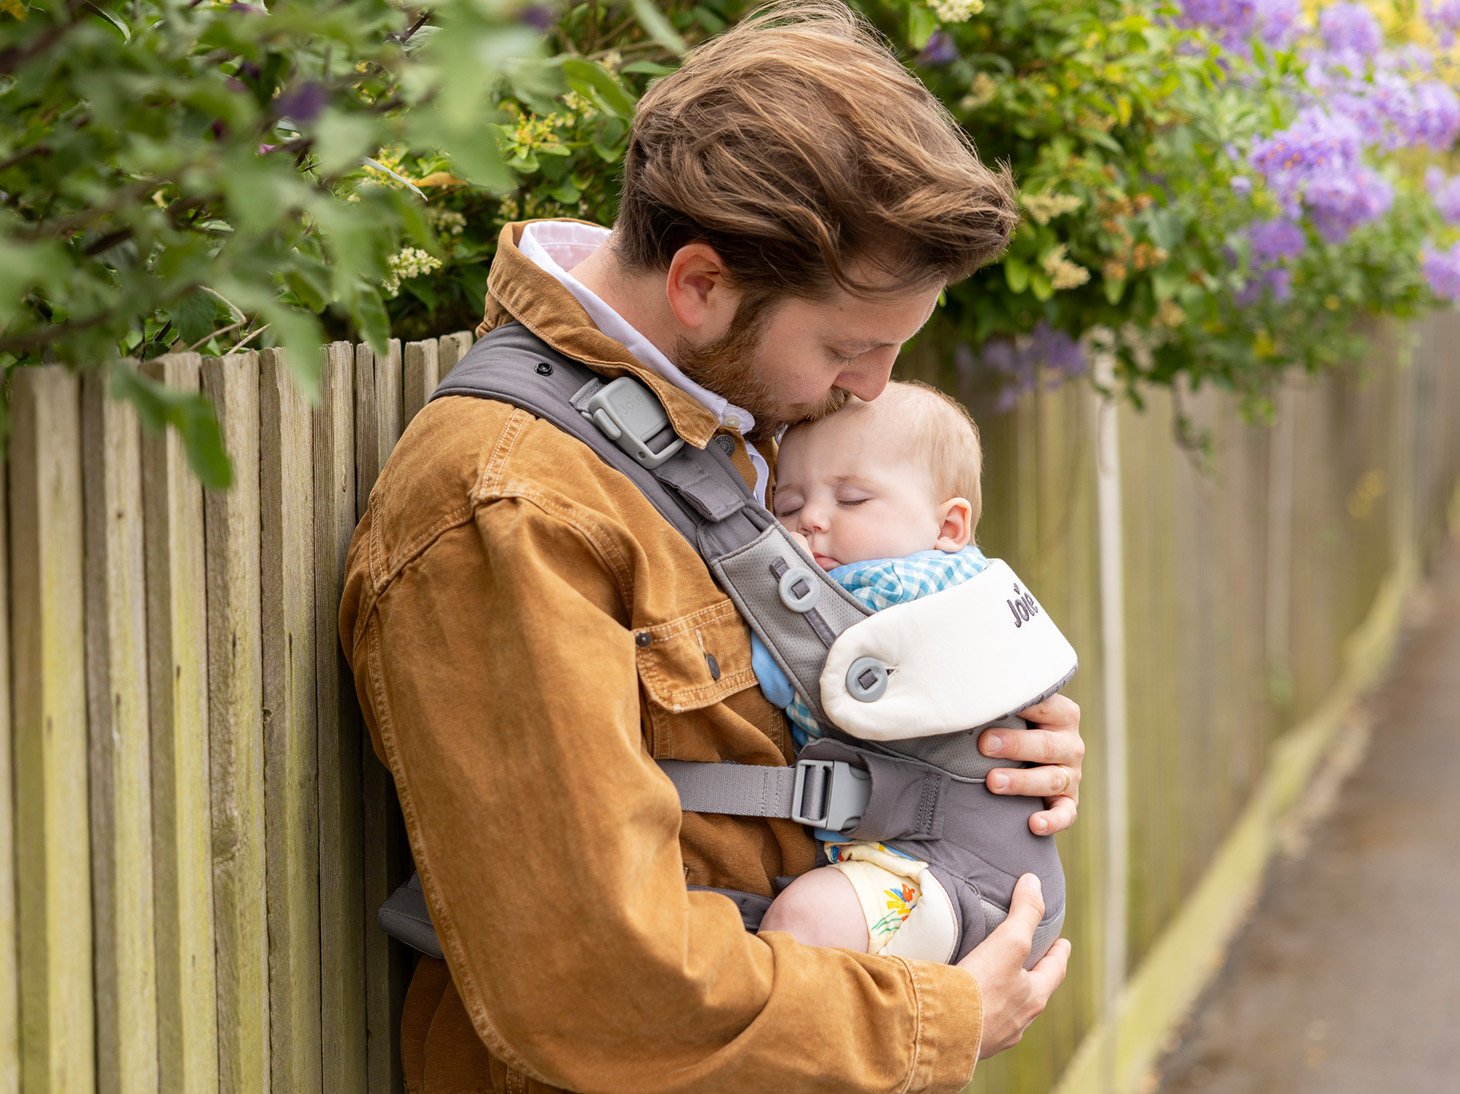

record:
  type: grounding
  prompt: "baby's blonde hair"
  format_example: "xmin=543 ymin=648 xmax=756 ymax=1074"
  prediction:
xmin=786 ymin=380 xmax=984 ymax=532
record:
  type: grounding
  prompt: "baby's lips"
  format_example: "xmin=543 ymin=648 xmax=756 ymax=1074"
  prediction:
xmin=813 ymin=553 xmax=839 ymax=570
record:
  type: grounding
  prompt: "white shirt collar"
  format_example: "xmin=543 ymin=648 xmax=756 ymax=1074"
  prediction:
xmin=518 ymin=221 xmax=768 ymax=501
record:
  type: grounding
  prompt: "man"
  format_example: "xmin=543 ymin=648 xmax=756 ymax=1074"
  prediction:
xmin=340 ymin=4 xmax=1084 ymax=1090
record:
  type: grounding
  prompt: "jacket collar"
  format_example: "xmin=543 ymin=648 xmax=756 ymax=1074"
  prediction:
xmin=478 ymin=220 xmax=722 ymax=450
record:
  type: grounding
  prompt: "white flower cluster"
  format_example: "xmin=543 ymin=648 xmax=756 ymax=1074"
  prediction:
xmin=929 ymin=0 xmax=983 ymax=24
xmin=428 ymin=208 xmax=466 ymax=236
xmin=1021 ymin=191 xmax=1083 ymax=226
xmin=382 ymin=247 xmax=443 ymax=298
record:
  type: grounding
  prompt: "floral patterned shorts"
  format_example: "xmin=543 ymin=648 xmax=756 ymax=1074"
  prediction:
xmin=824 ymin=839 xmax=927 ymax=955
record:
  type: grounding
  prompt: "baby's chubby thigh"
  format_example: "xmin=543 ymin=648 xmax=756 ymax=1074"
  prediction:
xmin=758 ymin=866 xmax=870 ymax=951
xmin=757 ymin=842 xmax=928 ymax=953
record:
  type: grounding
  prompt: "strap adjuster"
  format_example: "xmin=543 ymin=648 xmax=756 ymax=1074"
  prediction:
xmin=582 ymin=376 xmax=685 ymax=470
xmin=791 ymin=757 xmax=871 ymax=832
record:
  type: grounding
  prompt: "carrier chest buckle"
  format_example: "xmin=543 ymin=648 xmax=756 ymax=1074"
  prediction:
xmin=582 ymin=376 xmax=686 ymax=469
xmin=791 ymin=757 xmax=871 ymax=832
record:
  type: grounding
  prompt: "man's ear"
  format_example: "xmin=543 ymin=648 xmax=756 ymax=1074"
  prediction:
xmin=934 ymin=497 xmax=974 ymax=552
xmin=665 ymin=242 xmax=741 ymax=338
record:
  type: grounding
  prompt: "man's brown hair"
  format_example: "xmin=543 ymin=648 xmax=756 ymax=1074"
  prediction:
xmin=614 ymin=0 xmax=1019 ymax=302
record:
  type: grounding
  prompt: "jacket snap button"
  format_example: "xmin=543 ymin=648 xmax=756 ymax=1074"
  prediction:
xmin=704 ymin=653 xmax=721 ymax=680
xmin=634 ymin=631 xmax=652 ymax=647
xmin=536 ymin=362 xmax=553 ymax=376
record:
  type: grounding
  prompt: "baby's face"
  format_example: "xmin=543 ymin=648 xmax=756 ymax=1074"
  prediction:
xmin=773 ymin=410 xmax=946 ymax=570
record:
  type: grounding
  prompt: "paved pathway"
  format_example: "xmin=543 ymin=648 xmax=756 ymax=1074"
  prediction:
xmin=1154 ymin=536 xmax=1460 ymax=1094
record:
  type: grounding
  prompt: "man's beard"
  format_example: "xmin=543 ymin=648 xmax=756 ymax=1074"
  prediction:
xmin=674 ymin=296 xmax=847 ymax=436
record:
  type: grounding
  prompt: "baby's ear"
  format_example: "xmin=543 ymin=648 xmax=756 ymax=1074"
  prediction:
xmin=934 ymin=497 xmax=974 ymax=552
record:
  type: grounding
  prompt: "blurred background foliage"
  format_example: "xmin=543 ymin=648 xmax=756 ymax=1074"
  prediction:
xmin=1 ymin=0 xmax=1458 ymax=484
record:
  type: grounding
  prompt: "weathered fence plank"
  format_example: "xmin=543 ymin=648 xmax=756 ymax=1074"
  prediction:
xmin=259 ymin=348 xmax=323 ymax=1094
xmin=313 ymin=343 xmax=368 ymax=1093
xmin=10 ymin=367 xmax=95 ymax=1093
xmin=81 ymin=372 xmax=159 ymax=1094
xmin=0 ymin=431 xmax=18 ymax=1094
xmin=437 ymin=330 xmax=472 ymax=381
xmin=202 ymin=351 xmax=270 ymax=1094
xmin=355 ymin=339 xmax=411 ymax=1094
xmin=402 ymin=339 xmax=439 ymax=427
xmin=141 ymin=354 xmax=220 ymax=1094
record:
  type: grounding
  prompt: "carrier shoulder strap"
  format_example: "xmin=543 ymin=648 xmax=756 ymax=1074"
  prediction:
xmin=431 ymin=322 xmax=874 ymax=726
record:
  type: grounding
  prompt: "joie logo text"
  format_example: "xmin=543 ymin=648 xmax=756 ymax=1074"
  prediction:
xmin=1008 ymin=585 xmax=1040 ymax=628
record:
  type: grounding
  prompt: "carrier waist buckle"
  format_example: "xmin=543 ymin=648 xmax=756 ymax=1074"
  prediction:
xmin=791 ymin=757 xmax=871 ymax=832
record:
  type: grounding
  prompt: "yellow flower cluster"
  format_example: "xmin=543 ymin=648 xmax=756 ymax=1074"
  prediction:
xmin=959 ymin=72 xmax=999 ymax=113
xmin=1041 ymin=244 xmax=1091 ymax=290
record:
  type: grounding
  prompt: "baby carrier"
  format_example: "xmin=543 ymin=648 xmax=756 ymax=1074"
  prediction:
xmin=377 ymin=323 xmax=1077 ymax=967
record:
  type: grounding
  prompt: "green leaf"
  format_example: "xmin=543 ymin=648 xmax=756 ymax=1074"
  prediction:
xmin=1104 ymin=276 xmax=1127 ymax=305
xmin=110 ymin=364 xmax=234 ymax=490
xmin=172 ymin=290 xmax=220 ymax=346
xmin=1030 ymin=271 xmax=1055 ymax=302
xmin=351 ymin=286 xmax=392 ymax=358
xmin=1004 ymin=257 xmax=1030 ymax=293
xmin=562 ymin=58 xmax=637 ymax=118
xmin=627 ymin=0 xmax=688 ymax=55
xmin=619 ymin=61 xmax=677 ymax=76
xmin=85 ymin=2 xmax=132 ymax=43
xmin=313 ymin=110 xmax=378 ymax=176
xmin=907 ymin=3 xmax=939 ymax=50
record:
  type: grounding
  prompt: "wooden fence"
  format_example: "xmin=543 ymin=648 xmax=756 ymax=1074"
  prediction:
xmin=1 ymin=313 xmax=1457 ymax=1093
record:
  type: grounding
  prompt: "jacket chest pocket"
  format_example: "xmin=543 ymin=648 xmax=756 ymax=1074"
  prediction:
xmin=634 ymin=598 xmax=758 ymax=713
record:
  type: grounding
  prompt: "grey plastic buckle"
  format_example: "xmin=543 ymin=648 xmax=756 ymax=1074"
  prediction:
xmin=791 ymin=757 xmax=871 ymax=832
xmin=846 ymin=656 xmax=889 ymax=702
xmin=582 ymin=376 xmax=686 ymax=470
xmin=778 ymin=566 xmax=821 ymax=613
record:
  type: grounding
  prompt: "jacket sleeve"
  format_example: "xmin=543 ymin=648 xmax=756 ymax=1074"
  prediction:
xmin=343 ymin=489 xmax=985 ymax=1093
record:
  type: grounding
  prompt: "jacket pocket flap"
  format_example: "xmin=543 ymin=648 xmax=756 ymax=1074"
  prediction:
xmin=635 ymin=598 xmax=757 ymax=713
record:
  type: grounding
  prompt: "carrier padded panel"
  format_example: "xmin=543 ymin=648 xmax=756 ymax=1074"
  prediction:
xmin=820 ymin=559 xmax=1078 ymax=741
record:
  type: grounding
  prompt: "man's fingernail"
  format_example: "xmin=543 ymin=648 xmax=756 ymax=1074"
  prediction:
xmin=1033 ymin=816 xmax=1048 ymax=834
xmin=990 ymin=772 xmax=1009 ymax=791
xmin=985 ymin=734 xmax=1003 ymax=754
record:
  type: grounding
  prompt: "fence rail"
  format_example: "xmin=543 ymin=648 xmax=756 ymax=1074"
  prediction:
xmin=2 ymin=314 xmax=1459 ymax=1093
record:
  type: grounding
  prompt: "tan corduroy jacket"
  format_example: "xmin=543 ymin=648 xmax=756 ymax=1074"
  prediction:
xmin=339 ymin=221 xmax=985 ymax=1093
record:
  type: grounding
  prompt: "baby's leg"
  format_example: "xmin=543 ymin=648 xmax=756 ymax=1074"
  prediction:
xmin=758 ymin=867 xmax=870 ymax=951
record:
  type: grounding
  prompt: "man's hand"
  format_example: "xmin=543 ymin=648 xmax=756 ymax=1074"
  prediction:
xmin=978 ymin=693 xmax=1083 ymax=835
xmin=955 ymin=874 xmax=1070 ymax=1058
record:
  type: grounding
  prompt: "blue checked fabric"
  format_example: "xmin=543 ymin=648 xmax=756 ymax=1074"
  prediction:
xmin=777 ymin=545 xmax=990 ymax=748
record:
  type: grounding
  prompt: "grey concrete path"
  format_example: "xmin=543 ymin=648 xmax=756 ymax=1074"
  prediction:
xmin=1153 ymin=536 xmax=1460 ymax=1094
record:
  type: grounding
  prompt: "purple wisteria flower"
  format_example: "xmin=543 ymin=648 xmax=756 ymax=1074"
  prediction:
xmin=1411 ymin=81 xmax=1460 ymax=149
xmin=1423 ymin=0 xmax=1460 ymax=46
xmin=974 ymin=323 xmax=1087 ymax=411
xmin=917 ymin=31 xmax=959 ymax=67
xmin=1421 ymin=243 xmax=1460 ymax=299
xmin=1249 ymin=106 xmax=1363 ymax=211
xmin=1178 ymin=0 xmax=1305 ymax=50
xmin=1238 ymin=265 xmax=1294 ymax=305
xmin=1427 ymin=168 xmax=1460 ymax=224
xmin=1318 ymin=3 xmax=1383 ymax=58
xmin=1248 ymin=217 xmax=1306 ymax=262
xmin=1305 ymin=166 xmax=1394 ymax=243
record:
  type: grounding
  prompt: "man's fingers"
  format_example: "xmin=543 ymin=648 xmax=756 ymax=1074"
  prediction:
xmin=1025 ymin=937 xmax=1071 ymax=999
xmin=985 ymin=761 xmax=1080 ymax=800
xmin=993 ymin=873 xmax=1045 ymax=951
xmin=980 ymin=721 xmax=1084 ymax=769
xmin=1028 ymin=795 xmax=1078 ymax=836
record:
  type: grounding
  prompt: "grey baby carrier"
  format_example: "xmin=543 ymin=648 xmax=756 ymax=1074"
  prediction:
xmin=377 ymin=323 xmax=1076 ymax=967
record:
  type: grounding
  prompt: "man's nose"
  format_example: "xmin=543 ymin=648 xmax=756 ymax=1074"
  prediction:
xmin=835 ymin=351 xmax=896 ymax=402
